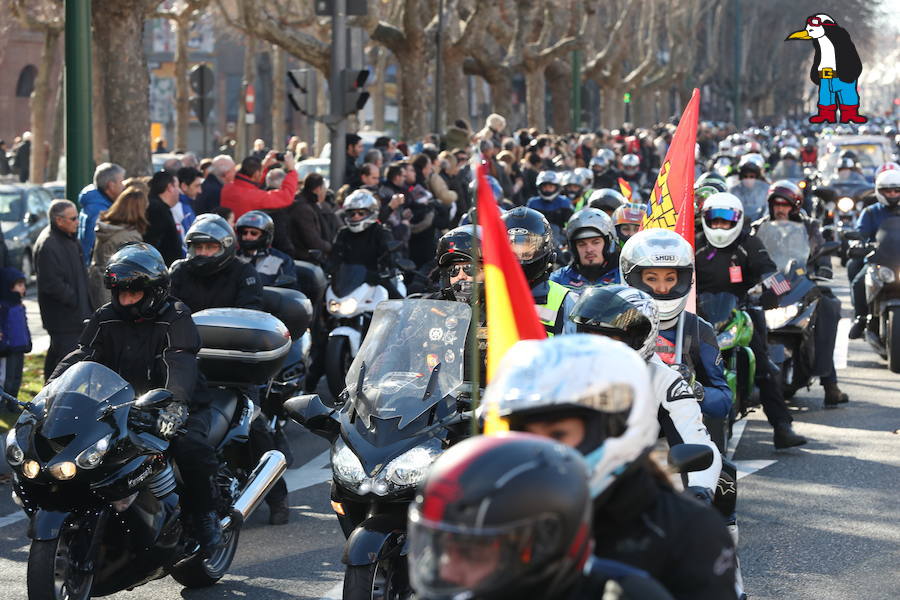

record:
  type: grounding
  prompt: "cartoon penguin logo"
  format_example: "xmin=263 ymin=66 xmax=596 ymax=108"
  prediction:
xmin=786 ymin=14 xmax=867 ymax=124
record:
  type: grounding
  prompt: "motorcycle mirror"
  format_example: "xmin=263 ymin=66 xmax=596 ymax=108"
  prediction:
xmin=283 ymin=394 xmax=339 ymax=440
xmin=667 ymin=444 xmax=714 ymax=473
xmin=135 ymin=389 xmax=174 ymax=410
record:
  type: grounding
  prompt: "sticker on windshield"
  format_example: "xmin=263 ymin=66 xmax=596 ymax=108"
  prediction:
xmin=443 ymin=331 xmax=458 ymax=345
xmin=429 ymin=328 xmax=443 ymax=341
xmin=444 ymin=349 xmax=456 ymax=364
xmin=427 ymin=353 xmax=439 ymax=370
xmin=445 ymin=317 xmax=458 ymax=329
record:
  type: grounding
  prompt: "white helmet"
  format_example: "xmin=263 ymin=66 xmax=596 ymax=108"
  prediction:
xmin=536 ymin=171 xmax=562 ymax=200
xmin=620 ymin=229 xmax=694 ymax=323
xmin=701 ymin=192 xmax=744 ymax=248
xmin=621 ymin=153 xmax=641 ymax=176
xmin=342 ymin=189 xmax=380 ymax=233
xmin=483 ymin=335 xmax=659 ymax=499
xmin=875 ymin=169 xmax=900 ymax=208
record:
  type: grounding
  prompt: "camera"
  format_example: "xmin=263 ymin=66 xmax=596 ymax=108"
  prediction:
xmin=274 ymin=152 xmax=285 ymax=162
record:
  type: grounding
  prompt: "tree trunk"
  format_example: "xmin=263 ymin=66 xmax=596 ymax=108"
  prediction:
xmin=173 ymin=14 xmax=190 ymax=152
xmin=442 ymin=46 xmax=468 ymax=127
xmin=272 ymin=44 xmax=286 ymax=149
xmin=48 ymin=65 xmax=64 ymax=181
xmin=92 ymin=0 xmax=151 ymax=176
xmin=524 ymin=67 xmax=546 ymax=133
xmin=396 ymin=53 xmax=427 ymax=142
xmin=91 ymin=40 xmax=109 ymax=164
xmin=29 ymin=28 xmax=60 ymax=184
xmin=236 ymin=35 xmax=256 ymax=161
xmin=483 ymin=70 xmax=512 ymax=123
xmin=372 ymin=50 xmax=387 ymax=132
xmin=546 ymin=60 xmax=570 ymax=135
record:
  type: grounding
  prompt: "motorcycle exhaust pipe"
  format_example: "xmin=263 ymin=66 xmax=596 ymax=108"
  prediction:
xmin=221 ymin=450 xmax=287 ymax=529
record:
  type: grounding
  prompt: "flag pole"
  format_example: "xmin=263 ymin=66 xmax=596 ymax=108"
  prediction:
xmin=468 ymin=153 xmax=482 ymax=437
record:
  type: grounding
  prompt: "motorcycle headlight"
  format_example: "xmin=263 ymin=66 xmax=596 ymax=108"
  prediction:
xmin=75 ymin=434 xmax=112 ymax=470
xmin=22 ymin=460 xmax=40 ymax=479
xmin=876 ymin=266 xmax=896 ymax=284
xmin=716 ymin=324 xmax=738 ymax=350
xmin=837 ymin=197 xmax=854 ymax=213
xmin=798 ymin=180 xmax=807 ymax=189
xmin=765 ymin=305 xmax=799 ymax=330
xmin=49 ymin=461 xmax=77 ymax=481
xmin=6 ymin=429 xmax=24 ymax=466
xmin=331 ymin=438 xmax=366 ymax=487
xmin=384 ymin=445 xmax=442 ymax=487
xmin=328 ymin=298 xmax=359 ymax=316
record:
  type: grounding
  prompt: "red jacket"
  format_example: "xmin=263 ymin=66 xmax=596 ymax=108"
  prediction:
xmin=220 ymin=170 xmax=298 ymax=219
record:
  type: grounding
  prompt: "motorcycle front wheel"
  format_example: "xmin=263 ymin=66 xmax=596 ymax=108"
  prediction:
xmin=325 ymin=336 xmax=353 ymax=399
xmin=27 ymin=533 xmax=94 ymax=600
xmin=887 ymin=308 xmax=900 ymax=373
xmin=170 ymin=524 xmax=241 ymax=588
xmin=343 ymin=560 xmax=410 ymax=600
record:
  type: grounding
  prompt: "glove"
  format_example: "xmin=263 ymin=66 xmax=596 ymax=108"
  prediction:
xmin=688 ymin=486 xmax=715 ymax=505
xmin=671 ymin=363 xmax=695 ymax=383
xmin=692 ymin=381 xmax=706 ymax=402
xmin=156 ymin=402 xmax=188 ymax=440
xmin=816 ymin=265 xmax=833 ymax=280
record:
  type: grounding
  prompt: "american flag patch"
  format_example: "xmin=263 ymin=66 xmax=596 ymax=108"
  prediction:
xmin=763 ymin=272 xmax=792 ymax=295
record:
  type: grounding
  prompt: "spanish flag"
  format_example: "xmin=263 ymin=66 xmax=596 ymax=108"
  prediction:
xmin=475 ymin=161 xmax=546 ymax=433
xmin=618 ymin=178 xmax=633 ymax=202
xmin=641 ymin=88 xmax=700 ymax=249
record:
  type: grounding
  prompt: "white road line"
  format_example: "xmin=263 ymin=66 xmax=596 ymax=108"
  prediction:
xmin=0 ymin=511 xmax=25 ymax=529
xmin=321 ymin=581 xmax=343 ymax=599
xmin=834 ymin=318 xmax=851 ymax=370
xmin=726 ymin=418 xmax=748 ymax=461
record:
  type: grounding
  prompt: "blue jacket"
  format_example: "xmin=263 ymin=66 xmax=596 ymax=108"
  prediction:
xmin=550 ymin=264 xmax=621 ymax=290
xmin=658 ymin=312 xmax=732 ymax=419
xmin=0 ymin=267 xmax=31 ymax=355
xmin=526 ymin=195 xmax=573 ymax=228
xmin=177 ymin=194 xmax=197 ymax=235
xmin=77 ymin=186 xmax=113 ymax=266
xmin=856 ymin=203 xmax=894 ymax=242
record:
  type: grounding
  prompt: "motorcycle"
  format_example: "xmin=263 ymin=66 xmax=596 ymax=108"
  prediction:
xmin=285 ymin=299 xmax=472 ymax=600
xmin=6 ymin=309 xmax=290 ymax=600
xmin=696 ymin=292 xmax=756 ymax=452
xmin=847 ymin=217 xmax=900 ymax=371
xmin=324 ymin=263 xmax=406 ymax=398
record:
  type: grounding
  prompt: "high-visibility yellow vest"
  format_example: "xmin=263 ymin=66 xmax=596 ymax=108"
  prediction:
xmin=534 ymin=280 xmax=569 ymax=336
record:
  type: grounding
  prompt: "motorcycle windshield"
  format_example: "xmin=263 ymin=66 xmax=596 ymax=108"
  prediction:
xmin=347 ymin=300 xmax=470 ymax=430
xmin=697 ymin=292 xmax=739 ymax=330
xmin=332 ymin=263 xmax=368 ymax=297
xmin=39 ymin=362 xmax=132 ymax=439
xmin=755 ymin=221 xmax=810 ymax=273
xmin=874 ymin=217 xmax=900 ymax=266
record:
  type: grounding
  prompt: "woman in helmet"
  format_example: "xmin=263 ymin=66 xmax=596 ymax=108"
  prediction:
xmin=51 ymin=243 xmax=224 ymax=554
xmin=526 ymin=171 xmax=573 ymax=228
xmin=170 ymin=213 xmax=263 ymax=312
xmin=612 ymin=202 xmax=645 ymax=245
xmin=727 ymin=156 xmax=769 ymax=222
xmin=235 ymin=210 xmax=298 ymax=288
xmin=550 ymin=208 xmax=621 ymax=289
xmin=503 ymin=207 xmax=576 ymax=336
xmin=327 ymin=189 xmax=402 ymax=298
xmin=408 ymin=432 xmax=675 ymax=600
xmin=485 ymin=335 xmax=738 ymax=600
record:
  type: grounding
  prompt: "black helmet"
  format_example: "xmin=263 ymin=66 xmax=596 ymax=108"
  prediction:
xmin=570 ymin=285 xmax=659 ymax=359
xmin=587 ymin=188 xmax=626 ymax=215
xmin=185 ymin=214 xmax=237 ymax=276
xmin=502 ymin=207 xmax=554 ymax=286
xmin=437 ymin=225 xmax=482 ymax=302
xmin=104 ymin=242 xmax=171 ymax=320
xmin=408 ymin=433 xmax=592 ymax=600
xmin=235 ymin=210 xmax=275 ymax=253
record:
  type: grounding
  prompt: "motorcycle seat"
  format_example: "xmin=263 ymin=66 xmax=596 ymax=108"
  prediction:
xmin=207 ymin=388 xmax=239 ymax=446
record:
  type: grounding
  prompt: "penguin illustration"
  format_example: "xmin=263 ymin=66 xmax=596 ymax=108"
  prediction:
xmin=786 ymin=13 xmax=867 ymax=124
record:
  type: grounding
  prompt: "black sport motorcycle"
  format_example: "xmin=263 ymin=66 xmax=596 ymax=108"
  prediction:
xmin=286 ymin=299 xmax=472 ymax=600
xmin=847 ymin=217 xmax=900 ymax=371
xmin=6 ymin=309 xmax=291 ymax=600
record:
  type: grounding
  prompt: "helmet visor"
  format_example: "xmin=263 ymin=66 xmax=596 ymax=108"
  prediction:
xmin=508 ymin=231 xmax=547 ymax=262
xmin=703 ymin=207 xmax=741 ymax=227
xmin=409 ymin=510 xmax=556 ymax=599
xmin=571 ymin=295 xmax=653 ymax=349
xmin=626 ymin=266 xmax=694 ymax=301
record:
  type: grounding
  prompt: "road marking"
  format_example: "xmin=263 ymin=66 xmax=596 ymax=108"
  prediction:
xmin=0 ymin=512 xmax=25 ymax=529
xmin=726 ymin=419 xmax=748 ymax=461
xmin=834 ymin=318 xmax=851 ymax=370
xmin=321 ymin=581 xmax=343 ymax=599
xmin=727 ymin=416 xmax=777 ymax=479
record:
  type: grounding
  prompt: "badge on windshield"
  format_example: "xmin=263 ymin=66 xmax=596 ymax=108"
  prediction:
xmin=445 ymin=317 xmax=458 ymax=329
xmin=729 ymin=265 xmax=743 ymax=283
xmin=429 ymin=328 xmax=443 ymax=341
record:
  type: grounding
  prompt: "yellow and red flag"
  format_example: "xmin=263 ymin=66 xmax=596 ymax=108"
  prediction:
xmin=640 ymin=88 xmax=701 ymax=249
xmin=618 ymin=178 xmax=634 ymax=202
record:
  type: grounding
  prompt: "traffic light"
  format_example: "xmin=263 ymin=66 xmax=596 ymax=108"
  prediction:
xmin=288 ymin=68 xmax=312 ymax=115
xmin=623 ymin=92 xmax=632 ymax=104
xmin=341 ymin=68 xmax=370 ymax=114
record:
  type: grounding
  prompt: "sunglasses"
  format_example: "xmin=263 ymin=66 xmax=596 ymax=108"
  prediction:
xmin=448 ymin=263 xmax=475 ymax=277
xmin=806 ymin=16 xmax=832 ymax=27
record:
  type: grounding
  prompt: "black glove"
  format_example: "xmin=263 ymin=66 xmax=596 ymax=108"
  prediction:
xmin=156 ymin=402 xmax=188 ymax=440
xmin=688 ymin=486 xmax=715 ymax=505
xmin=671 ymin=363 xmax=695 ymax=383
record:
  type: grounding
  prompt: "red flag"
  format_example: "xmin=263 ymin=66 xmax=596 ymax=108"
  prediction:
xmin=640 ymin=88 xmax=700 ymax=249
xmin=617 ymin=178 xmax=633 ymax=202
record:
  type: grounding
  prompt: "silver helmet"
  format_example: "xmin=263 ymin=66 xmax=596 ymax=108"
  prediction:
xmin=566 ymin=208 xmax=617 ymax=264
xmin=620 ymin=228 xmax=694 ymax=323
xmin=342 ymin=189 xmax=380 ymax=233
xmin=536 ymin=170 xmax=562 ymax=200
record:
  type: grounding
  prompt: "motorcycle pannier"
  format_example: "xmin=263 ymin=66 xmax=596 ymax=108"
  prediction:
xmin=193 ymin=308 xmax=292 ymax=386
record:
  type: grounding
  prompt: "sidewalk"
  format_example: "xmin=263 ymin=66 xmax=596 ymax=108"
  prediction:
xmin=24 ymin=292 xmax=49 ymax=355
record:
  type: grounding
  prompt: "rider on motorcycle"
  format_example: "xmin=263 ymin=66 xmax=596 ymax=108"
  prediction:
xmin=848 ymin=169 xmax=900 ymax=339
xmin=751 ymin=181 xmax=848 ymax=407
xmin=434 ymin=225 xmax=483 ymax=303
xmin=696 ymin=193 xmax=807 ymax=448
xmin=612 ymin=202 xmax=645 ymax=245
xmin=235 ymin=210 xmax=298 ymax=288
xmin=727 ymin=155 xmax=769 ymax=222
xmin=587 ymin=188 xmax=627 ymax=217
xmin=563 ymin=168 xmax=593 ymax=211
xmin=485 ymin=335 xmax=738 ymax=600
xmin=550 ymin=208 xmax=621 ymax=289
xmin=503 ymin=207 xmax=576 ymax=336
xmin=526 ymin=171 xmax=573 ymax=229
xmin=408 ymin=433 xmax=675 ymax=600
xmin=52 ymin=243 xmax=223 ymax=554
xmin=170 ymin=214 xmax=263 ymax=312
xmin=589 ymin=154 xmax=620 ymax=192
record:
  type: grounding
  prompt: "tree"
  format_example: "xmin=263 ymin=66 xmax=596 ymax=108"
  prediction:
xmin=9 ymin=0 xmax=63 ymax=184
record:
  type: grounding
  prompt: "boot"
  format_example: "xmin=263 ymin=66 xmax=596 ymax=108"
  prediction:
xmin=848 ymin=315 xmax=866 ymax=340
xmin=195 ymin=511 xmax=224 ymax=555
xmin=268 ymin=497 xmax=290 ymax=525
xmin=773 ymin=422 xmax=807 ymax=449
xmin=808 ymin=104 xmax=837 ymax=124
xmin=823 ymin=381 xmax=849 ymax=407
xmin=839 ymin=104 xmax=868 ymax=124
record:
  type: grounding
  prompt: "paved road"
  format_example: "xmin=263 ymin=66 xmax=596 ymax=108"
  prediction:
xmin=1 ymin=268 xmax=898 ymax=599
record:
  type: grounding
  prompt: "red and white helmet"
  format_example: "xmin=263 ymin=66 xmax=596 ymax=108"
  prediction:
xmin=875 ymin=162 xmax=900 ymax=177
xmin=875 ymin=169 xmax=900 ymax=208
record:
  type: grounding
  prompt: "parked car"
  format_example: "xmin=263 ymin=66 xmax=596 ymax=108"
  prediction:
xmin=0 ymin=183 xmax=52 ymax=280
xmin=42 ymin=180 xmax=67 ymax=200
xmin=296 ymin=158 xmax=331 ymax=188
